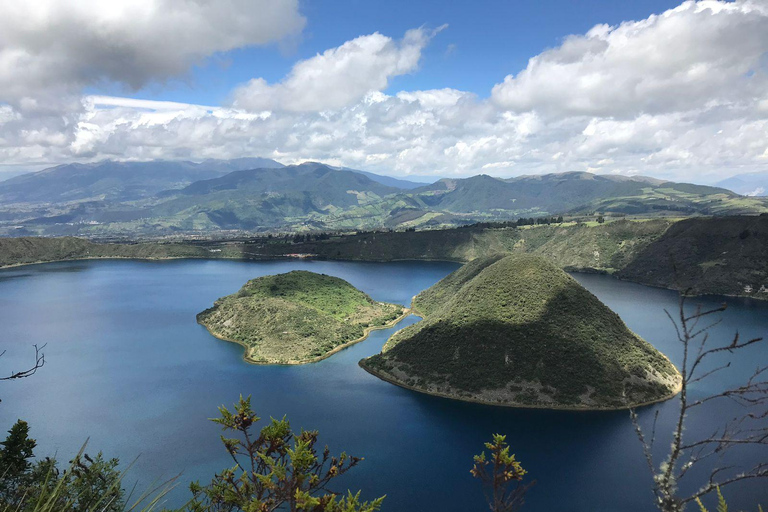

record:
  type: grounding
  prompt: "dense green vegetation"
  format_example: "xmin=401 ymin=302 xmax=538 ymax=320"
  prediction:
xmin=0 ymin=159 xmax=283 ymax=204
xmin=252 ymin=218 xmax=676 ymax=270
xmin=0 ymin=236 xmax=217 ymax=268
xmin=1 ymin=215 xmax=766 ymax=301
xmin=0 ymin=401 xmax=385 ymax=512
xmin=0 ymin=218 xmax=673 ymax=271
xmin=2 ymin=160 xmax=766 ymax=237
xmin=619 ymin=215 xmax=768 ymax=299
xmin=0 ymin=421 xmax=128 ymax=512
xmin=362 ymin=255 xmax=681 ymax=409
xmin=412 ymin=172 xmax=765 ymax=218
xmin=197 ymin=271 xmax=404 ymax=364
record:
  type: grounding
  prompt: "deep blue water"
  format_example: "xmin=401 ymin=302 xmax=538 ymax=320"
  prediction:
xmin=0 ymin=259 xmax=766 ymax=511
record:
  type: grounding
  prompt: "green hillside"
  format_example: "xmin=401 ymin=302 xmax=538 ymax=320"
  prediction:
xmin=361 ymin=255 xmax=681 ymax=409
xmin=197 ymin=271 xmax=405 ymax=364
xmin=1 ymin=215 xmax=765 ymax=301
xmin=261 ymin=218 xmax=675 ymax=272
xmin=0 ymin=158 xmax=283 ymax=203
xmin=3 ymin=163 xmax=767 ymax=237
xmin=128 ymin=162 xmax=405 ymax=232
xmin=411 ymin=171 xmax=765 ymax=218
xmin=619 ymin=214 xmax=768 ymax=298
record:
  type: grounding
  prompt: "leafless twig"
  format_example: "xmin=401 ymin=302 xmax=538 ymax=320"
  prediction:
xmin=630 ymin=294 xmax=767 ymax=511
xmin=0 ymin=343 xmax=46 ymax=381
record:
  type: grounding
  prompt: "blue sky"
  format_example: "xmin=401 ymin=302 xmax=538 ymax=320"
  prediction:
xmin=99 ymin=0 xmax=684 ymax=106
xmin=2 ymin=0 xmax=767 ymax=183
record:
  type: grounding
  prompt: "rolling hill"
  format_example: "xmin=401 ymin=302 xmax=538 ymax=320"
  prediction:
xmin=0 ymin=158 xmax=284 ymax=204
xmin=411 ymin=172 xmax=762 ymax=216
xmin=197 ymin=270 xmax=404 ymax=364
xmin=337 ymin=167 xmax=435 ymax=189
xmin=361 ymin=254 xmax=682 ymax=409
xmin=146 ymin=162 xmax=404 ymax=230
xmin=0 ymin=215 xmax=766 ymax=300
xmin=717 ymin=172 xmax=768 ymax=197
xmin=1 ymin=158 xmax=767 ymax=237
xmin=618 ymin=215 xmax=768 ymax=298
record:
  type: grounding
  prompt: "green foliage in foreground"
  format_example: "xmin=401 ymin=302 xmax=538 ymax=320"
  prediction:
xmin=0 ymin=401 xmax=383 ymax=512
xmin=363 ymin=254 xmax=680 ymax=408
xmin=3 ymin=410 xmax=763 ymax=512
xmin=695 ymin=487 xmax=763 ymax=512
xmin=197 ymin=271 xmax=403 ymax=364
xmin=472 ymin=435 xmax=533 ymax=512
xmin=184 ymin=396 xmax=383 ymax=512
xmin=0 ymin=420 xmax=170 ymax=512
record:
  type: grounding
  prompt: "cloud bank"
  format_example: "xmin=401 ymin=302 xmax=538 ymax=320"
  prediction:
xmin=491 ymin=1 xmax=768 ymax=117
xmin=1 ymin=0 xmax=767 ymax=184
xmin=0 ymin=0 xmax=305 ymax=102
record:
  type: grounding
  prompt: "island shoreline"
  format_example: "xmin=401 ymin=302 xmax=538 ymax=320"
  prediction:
xmin=199 ymin=306 xmax=413 ymax=366
xmin=361 ymin=268 xmax=684 ymax=411
xmin=358 ymin=361 xmax=682 ymax=412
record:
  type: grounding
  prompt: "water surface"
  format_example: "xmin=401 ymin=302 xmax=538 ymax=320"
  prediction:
xmin=0 ymin=260 xmax=766 ymax=511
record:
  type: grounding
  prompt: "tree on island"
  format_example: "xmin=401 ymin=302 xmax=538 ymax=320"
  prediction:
xmin=630 ymin=295 xmax=767 ymax=512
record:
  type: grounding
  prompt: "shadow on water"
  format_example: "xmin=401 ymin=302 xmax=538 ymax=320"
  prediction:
xmin=0 ymin=272 xmax=33 ymax=282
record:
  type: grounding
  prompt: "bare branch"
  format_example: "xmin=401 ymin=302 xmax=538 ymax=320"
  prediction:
xmin=0 ymin=344 xmax=46 ymax=381
xmin=631 ymin=291 xmax=768 ymax=512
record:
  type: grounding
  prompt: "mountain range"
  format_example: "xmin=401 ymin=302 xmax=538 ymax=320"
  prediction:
xmin=716 ymin=171 xmax=768 ymax=197
xmin=0 ymin=159 xmax=765 ymax=237
xmin=0 ymin=158 xmax=284 ymax=204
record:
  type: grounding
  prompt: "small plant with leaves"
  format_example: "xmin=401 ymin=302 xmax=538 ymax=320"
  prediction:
xmin=0 ymin=419 xmax=174 ymax=512
xmin=471 ymin=434 xmax=534 ymax=512
xmin=694 ymin=487 xmax=763 ymax=512
xmin=185 ymin=395 xmax=383 ymax=512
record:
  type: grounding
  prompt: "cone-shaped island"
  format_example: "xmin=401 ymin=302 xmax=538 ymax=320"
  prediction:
xmin=198 ymin=270 xmax=406 ymax=365
xmin=360 ymin=254 xmax=681 ymax=410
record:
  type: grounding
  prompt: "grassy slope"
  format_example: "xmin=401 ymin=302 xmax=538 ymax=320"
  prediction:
xmin=619 ymin=215 xmax=768 ymax=298
xmin=11 ymin=170 xmax=767 ymax=238
xmin=1 ymin=215 xmax=765 ymax=300
xmin=197 ymin=271 xmax=404 ymax=364
xmin=0 ymin=236 xmax=233 ymax=268
xmin=579 ymin=186 xmax=768 ymax=216
xmin=412 ymin=173 xmax=768 ymax=217
xmin=272 ymin=219 xmax=675 ymax=272
xmin=362 ymin=255 xmax=681 ymax=409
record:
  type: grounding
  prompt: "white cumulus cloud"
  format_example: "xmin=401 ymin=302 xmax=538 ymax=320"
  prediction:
xmin=0 ymin=0 xmax=305 ymax=102
xmin=1 ymin=2 xmax=768 ymax=186
xmin=491 ymin=0 xmax=768 ymax=117
xmin=232 ymin=27 xmax=443 ymax=112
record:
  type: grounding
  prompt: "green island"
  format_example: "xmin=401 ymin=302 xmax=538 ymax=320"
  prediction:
xmin=197 ymin=270 xmax=406 ymax=364
xmin=360 ymin=254 xmax=682 ymax=410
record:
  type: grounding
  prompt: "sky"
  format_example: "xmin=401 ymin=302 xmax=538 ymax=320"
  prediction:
xmin=0 ymin=0 xmax=767 ymax=183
